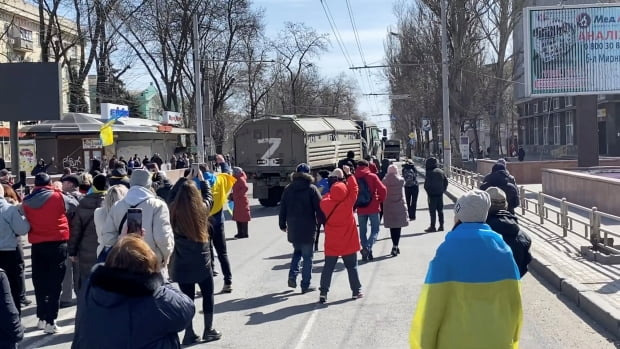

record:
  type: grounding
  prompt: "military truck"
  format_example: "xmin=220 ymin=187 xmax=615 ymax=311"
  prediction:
xmin=234 ymin=115 xmax=363 ymax=206
xmin=384 ymin=139 xmax=402 ymax=161
xmin=355 ymin=120 xmax=384 ymax=161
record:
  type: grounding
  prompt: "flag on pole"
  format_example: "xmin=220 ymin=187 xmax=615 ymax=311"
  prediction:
xmin=99 ymin=107 xmax=129 ymax=147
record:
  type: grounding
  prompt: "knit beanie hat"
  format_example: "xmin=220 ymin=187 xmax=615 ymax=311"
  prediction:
xmin=34 ymin=173 xmax=51 ymax=187
xmin=232 ymin=167 xmax=243 ymax=176
xmin=387 ymin=164 xmax=398 ymax=174
xmin=296 ymin=163 xmax=310 ymax=173
xmin=455 ymin=189 xmax=491 ymax=223
xmin=129 ymin=169 xmax=152 ymax=188
xmin=486 ymin=186 xmax=507 ymax=212
xmin=330 ymin=168 xmax=344 ymax=179
xmin=93 ymin=174 xmax=108 ymax=191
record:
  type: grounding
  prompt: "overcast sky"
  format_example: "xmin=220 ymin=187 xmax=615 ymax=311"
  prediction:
xmin=255 ymin=0 xmax=398 ymax=128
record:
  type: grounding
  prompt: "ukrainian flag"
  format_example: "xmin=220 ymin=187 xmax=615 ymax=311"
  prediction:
xmin=209 ymin=173 xmax=236 ymax=216
xmin=410 ymin=223 xmax=522 ymax=349
xmin=100 ymin=108 xmax=129 ymax=147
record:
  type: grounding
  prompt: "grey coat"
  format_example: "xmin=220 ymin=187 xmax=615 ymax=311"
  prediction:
xmin=381 ymin=173 xmax=409 ymax=229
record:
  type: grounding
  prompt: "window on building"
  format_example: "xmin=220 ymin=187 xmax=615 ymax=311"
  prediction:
xmin=543 ymin=100 xmax=549 ymax=112
xmin=565 ymin=96 xmax=573 ymax=106
xmin=543 ymin=115 xmax=549 ymax=145
xmin=533 ymin=117 xmax=539 ymax=145
xmin=553 ymin=97 xmax=560 ymax=110
xmin=19 ymin=28 xmax=32 ymax=42
xmin=553 ymin=115 xmax=561 ymax=145
xmin=566 ymin=111 xmax=574 ymax=145
xmin=533 ymin=103 xmax=539 ymax=114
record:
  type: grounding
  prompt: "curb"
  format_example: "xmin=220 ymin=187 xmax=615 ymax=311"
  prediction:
xmin=439 ymin=177 xmax=620 ymax=338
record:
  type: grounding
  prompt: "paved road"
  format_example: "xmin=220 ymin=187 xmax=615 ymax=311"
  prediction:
xmin=19 ymin=186 xmax=619 ymax=348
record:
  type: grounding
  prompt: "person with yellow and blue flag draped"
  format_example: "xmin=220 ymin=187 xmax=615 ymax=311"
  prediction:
xmin=410 ymin=189 xmax=522 ymax=349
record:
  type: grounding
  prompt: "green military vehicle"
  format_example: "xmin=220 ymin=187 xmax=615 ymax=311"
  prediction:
xmin=234 ymin=115 xmax=363 ymax=207
xmin=384 ymin=139 xmax=402 ymax=161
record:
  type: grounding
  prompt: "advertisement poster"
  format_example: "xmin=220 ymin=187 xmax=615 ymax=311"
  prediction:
xmin=18 ymin=140 xmax=36 ymax=174
xmin=525 ymin=4 xmax=620 ymax=96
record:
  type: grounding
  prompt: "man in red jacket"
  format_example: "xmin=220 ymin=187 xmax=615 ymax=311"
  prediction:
xmin=22 ymin=173 xmax=78 ymax=334
xmin=354 ymin=160 xmax=387 ymax=261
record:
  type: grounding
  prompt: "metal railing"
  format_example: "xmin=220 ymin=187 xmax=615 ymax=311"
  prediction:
xmin=449 ymin=166 xmax=620 ymax=254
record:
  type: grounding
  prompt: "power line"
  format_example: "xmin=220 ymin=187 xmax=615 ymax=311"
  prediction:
xmin=319 ymin=0 xmax=354 ymax=68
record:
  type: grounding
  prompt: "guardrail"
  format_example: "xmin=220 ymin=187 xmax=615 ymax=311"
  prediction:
xmin=448 ymin=166 xmax=620 ymax=254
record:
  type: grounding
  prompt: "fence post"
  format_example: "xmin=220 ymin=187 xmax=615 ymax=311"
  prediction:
xmin=519 ymin=186 xmax=526 ymax=216
xmin=590 ymin=207 xmax=600 ymax=246
xmin=560 ymin=198 xmax=568 ymax=237
xmin=538 ymin=192 xmax=545 ymax=224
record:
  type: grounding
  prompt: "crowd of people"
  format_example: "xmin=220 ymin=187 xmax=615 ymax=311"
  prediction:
xmin=0 ymin=153 xmax=253 ymax=347
xmin=0 ymin=146 xmax=534 ymax=348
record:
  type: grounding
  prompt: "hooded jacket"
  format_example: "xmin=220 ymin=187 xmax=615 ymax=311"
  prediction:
xmin=381 ymin=173 xmax=409 ymax=229
xmin=72 ymin=264 xmax=194 ymax=349
xmin=480 ymin=165 xmax=519 ymax=211
xmin=0 ymin=198 xmax=29 ymax=251
xmin=108 ymin=168 xmax=130 ymax=189
xmin=0 ymin=268 xmax=23 ymax=348
xmin=354 ymin=167 xmax=387 ymax=215
xmin=101 ymin=187 xmax=174 ymax=265
xmin=231 ymin=171 xmax=251 ymax=223
xmin=279 ymin=172 xmax=323 ymax=244
xmin=23 ymin=186 xmax=78 ymax=244
xmin=423 ymin=158 xmax=448 ymax=197
xmin=410 ymin=223 xmax=522 ymax=349
xmin=486 ymin=210 xmax=532 ymax=277
xmin=69 ymin=192 xmax=105 ymax=266
xmin=320 ymin=175 xmax=360 ymax=256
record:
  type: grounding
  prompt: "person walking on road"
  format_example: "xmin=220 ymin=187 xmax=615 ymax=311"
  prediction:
xmin=423 ymin=157 xmax=448 ymax=233
xmin=279 ymin=163 xmax=323 ymax=293
xmin=0 ymin=268 xmax=23 ymax=348
xmin=3 ymin=184 xmax=30 ymax=308
xmin=338 ymin=151 xmax=357 ymax=171
xmin=93 ymin=185 xmax=128 ymax=258
xmin=72 ymin=235 xmax=195 ymax=349
xmin=169 ymin=178 xmax=221 ymax=345
xmin=485 ymin=187 xmax=532 ymax=278
xmin=101 ymin=169 xmax=174 ymax=274
xmin=68 ymin=174 xmax=106 ymax=293
xmin=410 ymin=189 xmax=522 ymax=349
xmin=402 ymin=159 xmax=419 ymax=220
xmin=315 ymin=170 xmax=331 ymax=251
xmin=318 ymin=165 xmax=363 ymax=303
xmin=0 ymin=185 xmax=30 ymax=314
xmin=231 ymin=167 xmax=251 ymax=239
xmin=354 ymin=160 xmax=387 ymax=261
xmin=382 ymin=165 xmax=409 ymax=257
xmin=23 ymin=173 xmax=79 ymax=334
xmin=479 ymin=161 xmax=520 ymax=214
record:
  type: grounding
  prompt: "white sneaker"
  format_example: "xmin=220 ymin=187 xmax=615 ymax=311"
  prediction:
xmin=37 ymin=320 xmax=46 ymax=330
xmin=44 ymin=323 xmax=62 ymax=334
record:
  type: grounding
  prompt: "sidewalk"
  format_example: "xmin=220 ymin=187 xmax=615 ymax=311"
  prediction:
xmin=444 ymin=178 xmax=620 ymax=338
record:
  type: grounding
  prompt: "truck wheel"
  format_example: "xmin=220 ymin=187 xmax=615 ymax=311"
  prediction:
xmin=258 ymin=186 xmax=283 ymax=207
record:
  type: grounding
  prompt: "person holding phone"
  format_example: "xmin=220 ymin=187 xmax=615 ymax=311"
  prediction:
xmin=169 ymin=178 xmax=221 ymax=344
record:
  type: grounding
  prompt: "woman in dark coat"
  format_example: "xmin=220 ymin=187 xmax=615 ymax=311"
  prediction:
xmin=0 ymin=268 xmax=23 ymax=349
xmin=169 ymin=178 xmax=222 ymax=345
xmin=68 ymin=174 xmax=106 ymax=291
xmin=72 ymin=235 xmax=195 ymax=349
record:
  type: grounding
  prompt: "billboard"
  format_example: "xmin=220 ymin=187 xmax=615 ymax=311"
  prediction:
xmin=100 ymin=103 xmax=129 ymax=120
xmin=0 ymin=63 xmax=62 ymax=121
xmin=162 ymin=111 xmax=182 ymax=125
xmin=525 ymin=4 xmax=620 ymax=97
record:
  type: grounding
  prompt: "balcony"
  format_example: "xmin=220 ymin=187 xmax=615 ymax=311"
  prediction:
xmin=13 ymin=38 xmax=33 ymax=52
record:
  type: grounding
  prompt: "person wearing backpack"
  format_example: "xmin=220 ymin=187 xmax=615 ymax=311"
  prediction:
xmin=423 ymin=157 xmax=448 ymax=233
xmin=354 ymin=160 xmax=387 ymax=261
xmin=402 ymin=159 xmax=419 ymax=221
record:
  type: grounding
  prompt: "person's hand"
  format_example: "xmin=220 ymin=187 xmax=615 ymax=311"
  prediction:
xmin=216 ymin=154 xmax=225 ymax=164
xmin=343 ymin=165 xmax=351 ymax=175
xmin=196 ymin=170 xmax=205 ymax=181
xmin=186 ymin=168 xmax=196 ymax=179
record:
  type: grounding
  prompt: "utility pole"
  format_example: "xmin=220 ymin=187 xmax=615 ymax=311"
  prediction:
xmin=441 ymin=0 xmax=451 ymax=175
xmin=192 ymin=14 xmax=205 ymax=163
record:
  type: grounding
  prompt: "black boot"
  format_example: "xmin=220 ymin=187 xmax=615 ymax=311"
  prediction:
xmin=182 ymin=326 xmax=200 ymax=345
xmin=203 ymin=328 xmax=222 ymax=342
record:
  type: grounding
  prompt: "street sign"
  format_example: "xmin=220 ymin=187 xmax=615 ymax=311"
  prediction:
xmin=422 ymin=119 xmax=432 ymax=132
xmin=408 ymin=132 xmax=416 ymax=139
xmin=409 ymin=139 xmax=416 ymax=146
xmin=460 ymin=135 xmax=469 ymax=160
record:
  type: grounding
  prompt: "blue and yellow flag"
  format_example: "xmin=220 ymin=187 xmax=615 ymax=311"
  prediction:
xmin=410 ymin=223 xmax=522 ymax=349
xmin=209 ymin=173 xmax=236 ymax=216
xmin=100 ymin=108 xmax=129 ymax=147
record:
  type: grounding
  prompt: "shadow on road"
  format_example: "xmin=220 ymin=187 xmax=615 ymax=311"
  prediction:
xmin=23 ymin=332 xmax=74 ymax=347
xmin=264 ymin=253 xmax=293 ymax=260
xmin=249 ymin=205 xmax=279 ymax=219
xmin=246 ymin=302 xmax=317 ymax=325
xmin=216 ymin=290 xmax=295 ymax=314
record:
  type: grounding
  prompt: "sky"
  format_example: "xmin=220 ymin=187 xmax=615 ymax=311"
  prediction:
xmin=254 ymin=0 xmax=398 ymax=129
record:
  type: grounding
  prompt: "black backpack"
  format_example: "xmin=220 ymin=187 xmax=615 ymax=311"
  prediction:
xmin=355 ymin=176 xmax=372 ymax=208
xmin=403 ymin=167 xmax=417 ymax=187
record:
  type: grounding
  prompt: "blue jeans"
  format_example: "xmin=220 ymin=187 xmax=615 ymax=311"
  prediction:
xmin=289 ymin=243 xmax=314 ymax=289
xmin=358 ymin=213 xmax=380 ymax=251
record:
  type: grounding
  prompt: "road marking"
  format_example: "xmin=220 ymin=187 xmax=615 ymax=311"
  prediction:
xmin=293 ymin=304 xmax=320 ymax=349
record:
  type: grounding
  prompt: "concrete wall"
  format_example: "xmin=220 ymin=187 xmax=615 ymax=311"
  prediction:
xmin=477 ymin=158 xmax=620 ymax=184
xmin=542 ymin=168 xmax=620 ymax=216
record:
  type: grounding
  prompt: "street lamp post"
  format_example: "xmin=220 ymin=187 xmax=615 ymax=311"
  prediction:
xmin=441 ymin=0 xmax=451 ymax=175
